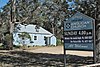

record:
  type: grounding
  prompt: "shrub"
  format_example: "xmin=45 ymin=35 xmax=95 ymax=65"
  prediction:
xmin=13 ymin=45 xmax=21 ymax=48
xmin=57 ymin=39 xmax=63 ymax=46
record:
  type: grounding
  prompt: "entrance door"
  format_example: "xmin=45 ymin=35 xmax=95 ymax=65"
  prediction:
xmin=44 ymin=37 xmax=50 ymax=46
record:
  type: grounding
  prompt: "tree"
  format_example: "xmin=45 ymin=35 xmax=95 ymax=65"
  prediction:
xmin=1 ymin=0 xmax=81 ymax=49
xmin=18 ymin=32 xmax=31 ymax=46
xmin=1 ymin=0 xmax=70 ymax=42
xmin=0 ymin=0 xmax=40 ymax=49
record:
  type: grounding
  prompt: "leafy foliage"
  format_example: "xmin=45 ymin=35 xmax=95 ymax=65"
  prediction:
xmin=18 ymin=32 xmax=31 ymax=41
xmin=0 ymin=0 xmax=100 ymax=47
xmin=0 ymin=0 xmax=68 ymax=38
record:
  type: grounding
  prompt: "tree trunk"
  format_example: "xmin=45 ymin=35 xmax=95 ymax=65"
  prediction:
xmin=51 ymin=23 xmax=55 ymax=34
xmin=7 ymin=0 xmax=15 ymax=50
xmin=0 ymin=33 xmax=2 ymax=43
xmin=9 ymin=22 xmax=14 ymax=50
xmin=52 ymin=27 xmax=55 ymax=34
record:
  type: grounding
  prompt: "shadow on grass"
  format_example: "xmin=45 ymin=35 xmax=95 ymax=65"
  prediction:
xmin=0 ymin=51 xmax=93 ymax=67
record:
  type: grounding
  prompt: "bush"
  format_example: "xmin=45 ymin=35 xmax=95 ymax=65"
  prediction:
xmin=57 ymin=39 xmax=63 ymax=46
xmin=13 ymin=45 xmax=21 ymax=48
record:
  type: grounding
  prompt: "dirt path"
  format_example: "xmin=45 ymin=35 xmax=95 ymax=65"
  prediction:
xmin=26 ymin=46 xmax=93 ymax=57
xmin=0 ymin=46 xmax=93 ymax=67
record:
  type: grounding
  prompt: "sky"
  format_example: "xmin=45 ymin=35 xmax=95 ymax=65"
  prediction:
xmin=0 ymin=0 xmax=9 ymax=8
xmin=0 ymin=0 xmax=76 ymax=11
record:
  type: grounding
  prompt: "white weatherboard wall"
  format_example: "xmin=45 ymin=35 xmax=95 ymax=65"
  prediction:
xmin=31 ymin=34 xmax=45 ymax=46
xmin=13 ymin=24 xmax=56 ymax=46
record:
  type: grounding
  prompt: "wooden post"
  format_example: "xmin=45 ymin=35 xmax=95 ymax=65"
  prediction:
xmin=64 ymin=50 xmax=66 ymax=67
xmin=93 ymin=20 xmax=96 ymax=63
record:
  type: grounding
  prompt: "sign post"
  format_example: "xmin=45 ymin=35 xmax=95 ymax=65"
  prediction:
xmin=63 ymin=12 xmax=95 ymax=67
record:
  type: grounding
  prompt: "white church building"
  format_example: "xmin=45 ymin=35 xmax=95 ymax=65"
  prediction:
xmin=13 ymin=24 xmax=56 ymax=46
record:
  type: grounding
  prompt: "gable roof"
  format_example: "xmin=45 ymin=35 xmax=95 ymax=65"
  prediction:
xmin=16 ymin=24 xmax=53 ymax=35
xmin=64 ymin=12 xmax=95 ymax=31
xmin=69 ymin=12 xmax=94 ymax=21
